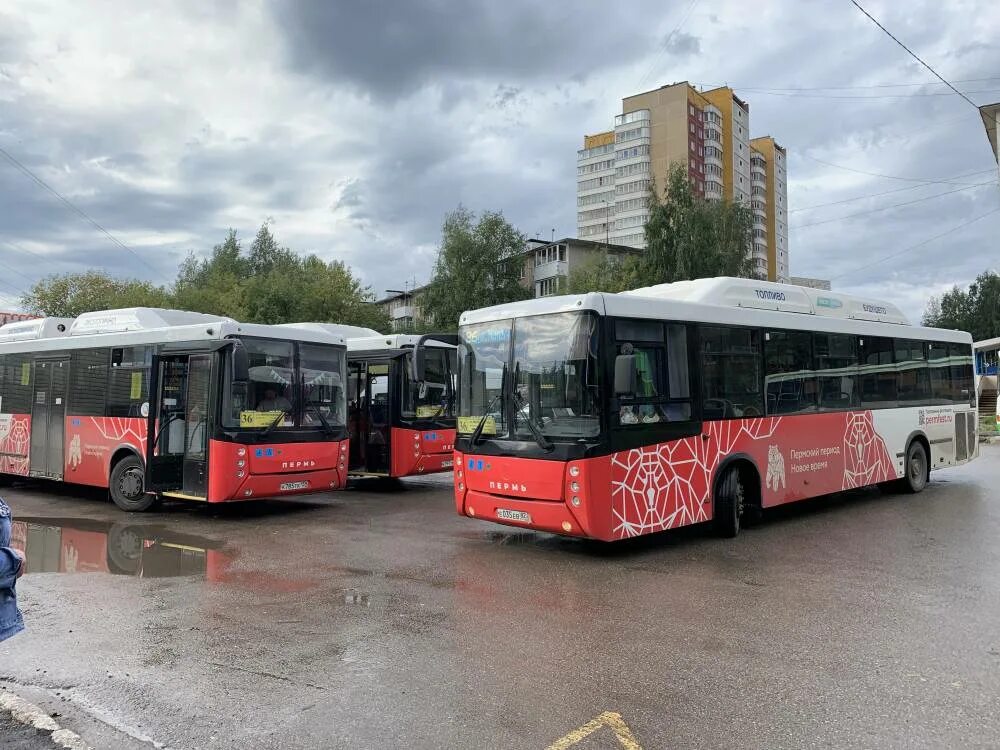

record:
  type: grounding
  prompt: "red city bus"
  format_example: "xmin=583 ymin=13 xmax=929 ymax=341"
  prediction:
xmin=454 ymin=278 xmax=978 ymax=541
xmin=343 ymin=331 xmax=457 ymax=478
xmin=0 ymin=308 xmax=349 ymax=511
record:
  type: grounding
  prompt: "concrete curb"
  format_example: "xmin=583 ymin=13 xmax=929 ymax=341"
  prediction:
xmin=0 ymin=689 xmax=91 ymax=750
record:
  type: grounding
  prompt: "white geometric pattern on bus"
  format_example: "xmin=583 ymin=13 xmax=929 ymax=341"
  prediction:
xmin=841 ymin=411 xmax=896 ymax=488
xmin=611 ymin=417 xmax=782 ymax=538
xmin=92 ymin=417 xmax=147 ymax=445
xmin=0 ymin=414 xmax=31 ymax=476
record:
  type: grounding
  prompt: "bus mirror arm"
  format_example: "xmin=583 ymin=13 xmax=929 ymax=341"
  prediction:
xmin=614 ymin=355 xmax=637 ymax=396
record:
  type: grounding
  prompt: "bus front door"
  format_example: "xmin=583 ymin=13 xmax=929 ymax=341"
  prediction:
xmin=146 ymin=353 xmax=213 ymax=500
xmin=28 ymin=358 xmax=69 ymax=480
xmin=346 ymin=360 xmax=391 ymax=475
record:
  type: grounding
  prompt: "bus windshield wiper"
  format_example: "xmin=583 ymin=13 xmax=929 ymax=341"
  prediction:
xmin=256 ymin=410 xmax=287 ymax=442
xmin=511 ymin=389 xmax=553 ymax=452
xmin=470 ymin=393 xmax=503 ymax=446
xmin=307 ymin=401 xmax=336 ymax=436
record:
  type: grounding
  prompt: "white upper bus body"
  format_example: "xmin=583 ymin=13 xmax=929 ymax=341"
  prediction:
xmin=458 ymin=277 xmax=971 ymax=346
xmin=0 ymin=308 xmax=347 ymax=354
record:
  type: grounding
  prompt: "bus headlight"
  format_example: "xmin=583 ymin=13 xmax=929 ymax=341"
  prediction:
xmin=570 ymin=481 xmax=579 ymax=492
xmin=569 ymin=465 xmax=580 ymax=477
xmin=237 ymin=447 xmax=247 ymax=457
xmin=571 ymin=496 xmax=581 ymax=507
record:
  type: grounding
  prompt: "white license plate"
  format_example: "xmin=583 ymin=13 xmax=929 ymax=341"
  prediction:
xmin=496 ymin=508 xmax=531 ymax=523
xmin=441 ymin=460 xmax=453 ymax=468
xmin=280 ymin=481 xmax=309 ymax=491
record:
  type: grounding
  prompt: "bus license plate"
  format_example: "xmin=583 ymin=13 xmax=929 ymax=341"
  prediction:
xmin=441 ymin=459 xmax=453 ymax=468
xmin=280 ymin=481 xmax=309 ymax=491
xmin=496 ymin=508 xmax=531 ymax=523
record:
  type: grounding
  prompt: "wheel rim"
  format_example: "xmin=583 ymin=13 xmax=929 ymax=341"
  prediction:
xmin=909 ymin=450 xmax=925 ymax=486
xmin=118 ymin=468 xmax=144 ymax=501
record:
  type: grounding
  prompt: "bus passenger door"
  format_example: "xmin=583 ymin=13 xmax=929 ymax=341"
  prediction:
xmin=347 ymin=361 xmax=366 ymax=471
xmin=146 ymin=353 xmax=213 ymax=499
xmin=365 ymin=364 xmax=391 ymax=474
xmin=29 ymin=358 xmax=69 ymax=480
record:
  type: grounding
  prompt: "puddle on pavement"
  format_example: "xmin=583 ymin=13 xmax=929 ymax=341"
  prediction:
xmin=9 ymin=517 xmax=232 ymax=579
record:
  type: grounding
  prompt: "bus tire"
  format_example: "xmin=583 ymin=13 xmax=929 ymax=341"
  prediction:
xmin=901 ymin=440 xmax=929 ymax=494
xmin=109 ymin=455 xmax=161 ymax=512
xmin=713 ymin=466 xmax=744 ymax=538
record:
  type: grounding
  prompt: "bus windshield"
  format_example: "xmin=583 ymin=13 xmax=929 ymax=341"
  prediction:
xmin=226 ymin=337 xmax=346 ymax=430
xmin=458 ymin=312 xmax=600 ymax=440
xmin=401 ymin=347 xmax=457 ymax=420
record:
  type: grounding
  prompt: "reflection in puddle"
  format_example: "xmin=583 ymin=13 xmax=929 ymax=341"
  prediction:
xmin=9 ymin=517 xmax=232 ymax=579
xmin=343 ymin=592 xmax=370 ymax=606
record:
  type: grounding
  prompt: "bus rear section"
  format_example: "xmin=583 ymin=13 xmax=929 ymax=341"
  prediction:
xmin=342 ymin=332 xmax=457 ymax=478
xmin=0 ymin=309 xmax=350 ymax=511
xmin=454 ymin=279 xmax=978 ymax=542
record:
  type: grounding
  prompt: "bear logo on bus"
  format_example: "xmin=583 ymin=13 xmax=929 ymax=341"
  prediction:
xmin=766 ymin=445 xmax=786 ymax=491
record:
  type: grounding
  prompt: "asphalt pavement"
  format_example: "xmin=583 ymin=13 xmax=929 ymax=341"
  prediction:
xmin=1 ymin=446 xmax=999 ymax=749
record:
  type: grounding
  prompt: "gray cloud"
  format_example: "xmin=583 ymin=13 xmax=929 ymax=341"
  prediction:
xmin=268 ymin=0 xmax=664 ymax=101
xmin=664 ymin=31 xmax=700 ymax=57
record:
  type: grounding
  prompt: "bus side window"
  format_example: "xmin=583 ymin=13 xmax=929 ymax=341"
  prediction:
xmin=894 ymin=339 xmax=929 ymax=404
xmin=814 ymin=332 xmax=858 ymax=411
xmin=860 ymin=336 xmax=897 ymax=409
xmin=614 ymin=319 xmax=691 ymax=425
xmin=927 ymin=342 xmax=951 ymax=405
xmin=701 ymin=326 xmax=763 ymax=419
xmin=764 ymin=330 xmax=815 ymax=415
xmin=950 ymin=343 xmax=974 ymax=406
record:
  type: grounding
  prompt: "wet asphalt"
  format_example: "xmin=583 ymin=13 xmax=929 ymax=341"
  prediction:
xmin=1 ymin=446 xmax=999 ymax=750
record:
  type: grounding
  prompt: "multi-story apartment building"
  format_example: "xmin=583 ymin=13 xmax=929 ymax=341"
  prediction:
xmin=376 ymin=285 xmax=428 ymax=332
xmin=577 ymin=81 xmax=790 ymax=281
xmin=519 ymin=238 xmax=641 ymax=297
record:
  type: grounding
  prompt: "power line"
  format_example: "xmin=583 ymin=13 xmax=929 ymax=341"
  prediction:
xmin=849 ymin=0 xmax=979 ymax=109
xmin=794 ymin=152 xmax=990 ymax=185
xmin=636 ymin=0 xmax=700 ymax=90
xmin=790 ymin=169 xmax=998 ymax=212
xmin=791 ymin=180 xmax=996 ymax=229
xmin=0 ymin=239 xmax=65 ymax=273
xmin=0 ymin=146 xmax=160 ymax=276
xmin=704 ymin=76 xmax=1000 ymax=92
xmin=830 ymin=205 xmax=1000 ymax=281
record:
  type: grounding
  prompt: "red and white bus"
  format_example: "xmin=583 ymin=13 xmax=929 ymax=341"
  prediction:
xmin=0 ymin=308 xmax=349 ymax=511
xmin=453 ymin=278 xmax=977 ymax=540
xmin=341 ymin=330 xmax=457 ymax=478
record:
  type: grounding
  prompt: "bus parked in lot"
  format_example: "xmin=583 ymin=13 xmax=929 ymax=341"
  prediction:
xmin=343 ymin=330 xmax=457 ymax=477
xmin=453 ymin=278 xmax=977 ymax=540
xmin=0 ymin=308 xmax=349 ymax=511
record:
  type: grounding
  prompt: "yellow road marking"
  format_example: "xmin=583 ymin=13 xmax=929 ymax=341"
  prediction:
xmin=546 ymin=711 xmax=643 ymax=750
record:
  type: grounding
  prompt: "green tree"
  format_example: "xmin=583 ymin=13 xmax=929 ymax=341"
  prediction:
xmin=21 ymin=271 xmax=171 ymax=317
xmin=923 ymin=270 xmax=1000 ymax=340
xmin=565 ymin=253 xmax=642 ymax=294
xmin=422 ymin=206 xmax=531 ymax=331
xmin=644 ymin=164 xmax=756 ymax=282
xmin=173 ymin=229 xmax=249 ymax=318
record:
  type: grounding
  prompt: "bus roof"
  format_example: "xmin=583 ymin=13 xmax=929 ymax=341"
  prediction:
xmin=0 ymin=307 xmax=347 ymax=354
xmin=458 ymin=277 xmax=972 ymax=344
xmin=345 ymin=334 xmax=455 ymax=353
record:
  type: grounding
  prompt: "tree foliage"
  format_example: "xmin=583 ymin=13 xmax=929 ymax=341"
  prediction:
xmin=422 ymin=206 xmax=532 ymax=331
xmin=567 ymin=163 xmax=757 ymax=294
xmin=21 ymin=271 xmax=171 ymax=318
xmin=923 ymin=270 xmax=1000 ymax=340
xmin=21 ymin=223 xmax=390 ymax=331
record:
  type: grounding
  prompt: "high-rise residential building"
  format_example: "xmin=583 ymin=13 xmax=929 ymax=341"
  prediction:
xmin=577 ymin=81 xmax=790 ymax=281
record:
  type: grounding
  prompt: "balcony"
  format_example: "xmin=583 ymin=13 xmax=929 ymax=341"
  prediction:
xmin=534 ymin=260 xmax=568 ymax=282
xmin=391 ymin=305 xmax=415 ymax=320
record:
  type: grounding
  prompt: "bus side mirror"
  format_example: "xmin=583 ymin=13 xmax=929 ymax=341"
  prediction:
xmin=232 ymin=343 xmax=249 ymax=383
xmin=614 ymin=355 xmax=637 ymax=396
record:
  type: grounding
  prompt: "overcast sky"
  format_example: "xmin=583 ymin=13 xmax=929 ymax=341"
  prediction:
xmin=2 ymin=0 xmax=999 ymax=322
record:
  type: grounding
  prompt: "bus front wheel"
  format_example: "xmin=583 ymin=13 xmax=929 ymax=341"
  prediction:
xmin=901 ymin=441 xmax=929 ymax=494
xmin=109 ymin=455 xmax=161 ymax=512
xmin=713 ymin=466 xmax=745 ymax=538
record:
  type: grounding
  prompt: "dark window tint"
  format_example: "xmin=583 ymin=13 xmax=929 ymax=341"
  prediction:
xmin=2 ymin=353 xmax=33 ymax=414
xmin=765 ymin=330 xmax=815 ymax=414
xmin=895 ymin=339 xmax=929 ymax=403
xmin=701 ymin=326 xmax=763 ymax=419
xmin=107 ymin=346 xmax=152 ymax=418
xmin=926 ymin=341 xmax=951 ymax=404
xmin=814 ymin=332 xmax=858 ymax=410
xmin=69 ymin=349 xmax=108 ymax=416
xmin=860 ymin=337 xmax=896 ymax=408
xmin=949 ymin=343 xmax=974 ymax=406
